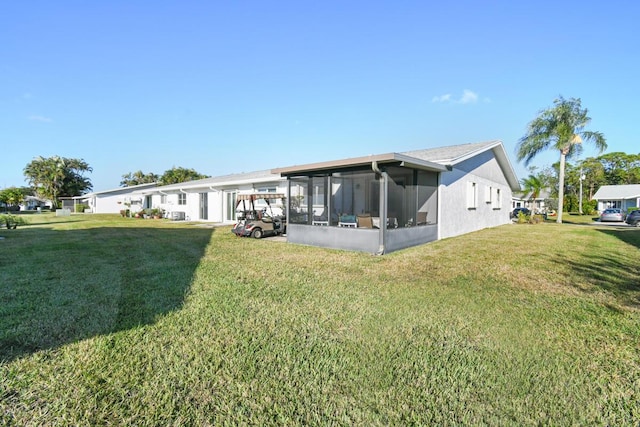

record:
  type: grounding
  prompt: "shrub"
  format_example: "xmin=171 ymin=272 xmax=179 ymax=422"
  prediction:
xmin=0 ymin=214 xmax=28 ymax=229
xmin=75 ymin=204 xmax=89 ymax=213
xmin=516 ymin=211 xmax=529 ymax=224
xmin=583 ymin=200 xmax=597 ymax=215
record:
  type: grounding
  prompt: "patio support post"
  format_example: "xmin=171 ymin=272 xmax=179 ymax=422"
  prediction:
xmin=286 ymin=179 xmax=291 ymax=228
xmin=372 ymin=161 xmax=387 ymax=255
xmin=327 ymin=175 xmax=332 ymax=225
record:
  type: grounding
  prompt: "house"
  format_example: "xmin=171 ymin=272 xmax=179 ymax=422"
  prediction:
xmin=18 ymin=195 xmax=51 ymax=211
xmin=85 ymin=140 xmax=519 ymax=255
xmin=512 ymin=188 xmax=552 ymax=214
xmin=79 ymin=183 xmax=159 ymax=214
xmin=136 ymin=170 xmax=286 ymax=222
xmin=592 ymin=184 xmax=640 ymax=212
xmin=273 ymin=140 xmax=520 ymax=254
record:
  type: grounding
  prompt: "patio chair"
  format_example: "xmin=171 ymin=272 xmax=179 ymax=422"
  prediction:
xmin=313 ymin=207 xmax=329 ymax=225
xmin=416 ymin=211 xmax=428 ymax=225
xmin=338 ymin=214 xmax=357 ymax=227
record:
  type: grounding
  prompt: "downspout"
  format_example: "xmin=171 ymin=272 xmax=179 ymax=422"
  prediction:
xmin=285 ymin=179 xmax=291 ymax=232
xmin=372 ymin=161 xmax=388 ymax=255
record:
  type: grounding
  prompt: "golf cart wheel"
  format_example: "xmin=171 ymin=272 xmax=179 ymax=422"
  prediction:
xmin=251 ymin=228 xmax=263 ymax=239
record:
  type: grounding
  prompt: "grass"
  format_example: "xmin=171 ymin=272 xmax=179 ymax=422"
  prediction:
xmin=1 ymin=214 xmax=639 ymax=425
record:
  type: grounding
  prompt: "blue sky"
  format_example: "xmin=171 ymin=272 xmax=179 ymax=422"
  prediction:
xmin=2 ymin=1 xmax=638 ymax=191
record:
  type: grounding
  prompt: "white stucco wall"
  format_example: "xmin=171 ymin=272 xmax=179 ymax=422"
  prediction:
xmin=439 ymin=151 xmax=513 ymax=239
xmin=149 ymin=179 xmax=287 ymax=223
xmin=91 ymin=192 xmax=144 ymax=214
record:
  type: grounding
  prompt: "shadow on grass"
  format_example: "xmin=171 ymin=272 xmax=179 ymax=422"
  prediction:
xmin=597 ymin=227 xmax=640 ymax=250
xmin=0 ymin=224 xmax=214 ymax=362
xmin=551 ymin=228 xmax=640 ymax=309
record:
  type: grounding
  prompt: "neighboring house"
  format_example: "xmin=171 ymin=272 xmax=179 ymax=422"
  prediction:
xmin=136 ymin=170 xmax=286 ymax=222
xmin=512 ymin=189 xmax=552 ymax=214
xmin=79 ymin=183 xmax=159 ymax=214
xmin=592 ymin=184 xmax=640 ymax=212
xmin=273 ymin=140 xmax=520 ymax=254
xmin=17 ymin=196 xmax=51 ymax=211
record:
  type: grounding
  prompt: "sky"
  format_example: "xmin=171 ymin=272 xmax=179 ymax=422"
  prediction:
xmin=2 ymin=1 xmax=639 ymax=192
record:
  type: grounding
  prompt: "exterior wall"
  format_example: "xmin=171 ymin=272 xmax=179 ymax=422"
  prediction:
xmin=149 ymin=193 xmax=196 ymax=220
xmin=287 ymin=224 xmax=381 ymax=253
xmin=286 ymin=222 xmax=438 ymax=254
xmin=439 ymin=152 xmax=513 ymax=240
xmin=597 ymin=198 xmax=640 ymax=212
xmin=92 ymin=192 xmax=144 ymax=214
xmin=148 ymin=179 xmax=287 ymax=222
xmin=385 ymin=225 xmax=438 ymax=253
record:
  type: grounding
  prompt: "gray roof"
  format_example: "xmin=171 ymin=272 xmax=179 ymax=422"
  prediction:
xmin=513 ymin=188 xmax=552 ymax=200
xmin=86 ymin=182 xmax=158 ymax=196
xmin=273 ymin=140 xmax=520 ymax=191
xmin=130 ymin=140 xmax=521 ymax=194
xmin=592 ymin=184 xmax=640 ymax=200
xmin=400 ymin=140 xmax=502 ymax=164
xmin=139 ymin=169 xmax=281 ymax=193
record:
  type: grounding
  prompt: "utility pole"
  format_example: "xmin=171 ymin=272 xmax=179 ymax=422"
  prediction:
xmin=579 ymin=168 xmax=586 ymax=215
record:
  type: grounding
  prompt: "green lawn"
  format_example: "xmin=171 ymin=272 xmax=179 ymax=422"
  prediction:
xmin=1 ymin=214 xmax=639 ymax=425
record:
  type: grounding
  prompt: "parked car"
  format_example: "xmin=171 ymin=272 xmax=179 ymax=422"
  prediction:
xmin=625 ymin=209 xmax=640 ymax=226
xmin=599 ymin=208 xmax=626 ymax=222
xmin=511 ymin=207 xmax=530 ymax=218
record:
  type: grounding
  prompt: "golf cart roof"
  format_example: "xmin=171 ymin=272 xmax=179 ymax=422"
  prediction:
xmin=236 ymin=193 xmax=286 ymax=201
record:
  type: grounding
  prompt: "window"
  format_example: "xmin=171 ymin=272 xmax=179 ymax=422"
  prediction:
xmin=467 ymin=182 xmax=477 ymax=209
xmin=178 ymin=193 xmax=186 ymax=205
xmin=493 ymin=188 xmax=501 ymax=209
xmin=486 ymin=186 xmax=492 ymax=203
xmin=225 ymin=191 xmax=237 ymax=221
xmin=161 ymin=194 xmax=167 ymax=204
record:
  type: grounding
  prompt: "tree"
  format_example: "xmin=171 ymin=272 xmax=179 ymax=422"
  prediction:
xmin=23 ymin=156 xmax=93 ymax=208
xmin=159 ymin=167 xmax=208 ymax=185
xmin=521 ymin=173 xmax=547 ymax=214
xmin=120 ymin=170 xmax=159 ymax=187
xmin=0 ymin=187 xmax=28 ymax=212
xmin=516 ymin=96 xmax=607 ymax=223
xmin=577 ymin=156 xmax=607 ymax=199
xmin=598 ymin=152 xmax=640 ymax=185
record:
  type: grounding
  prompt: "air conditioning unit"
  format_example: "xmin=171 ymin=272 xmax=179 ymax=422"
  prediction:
xmin=171 ymin=211 xmax=185 ymax=221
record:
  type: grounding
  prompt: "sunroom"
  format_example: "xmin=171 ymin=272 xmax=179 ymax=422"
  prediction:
xmin=273 ymin=153 xmax=447 ymax=254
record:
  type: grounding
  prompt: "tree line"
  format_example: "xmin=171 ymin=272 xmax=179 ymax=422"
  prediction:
xmin=0 ymin=156 xmax=208 ymax=210
xmin=520 ymin=152 xmax=640 ymax=216
xmin=119 ymin=167 xmax=208 ymax=187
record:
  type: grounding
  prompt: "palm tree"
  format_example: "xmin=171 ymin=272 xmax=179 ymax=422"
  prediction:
xmin=521 ymin=173 xmax=546 ymax=215
xmin=517 ymin=96 xmax=607 ymax=223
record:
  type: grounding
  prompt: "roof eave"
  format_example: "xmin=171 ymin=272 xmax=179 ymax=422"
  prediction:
xmin=272 ymin=153 xmax=447 ymax=176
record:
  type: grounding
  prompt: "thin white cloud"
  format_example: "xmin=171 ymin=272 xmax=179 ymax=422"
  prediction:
xmin=460 ymin=89 xmax=478 ymax=104
xmin=432 ymin=89 xmax=488 ymax=105
xmin=432 ymin=93 xmax=452 ymax=103
xmin=28 ymin=115 xmax=53 ymax=123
